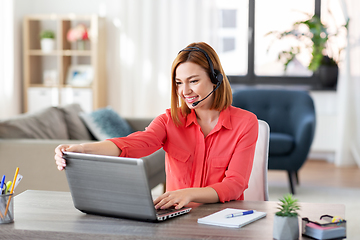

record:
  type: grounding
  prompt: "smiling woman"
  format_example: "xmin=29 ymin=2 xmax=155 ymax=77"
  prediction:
xmin=55 ymin=41 xmax=259 ymax=210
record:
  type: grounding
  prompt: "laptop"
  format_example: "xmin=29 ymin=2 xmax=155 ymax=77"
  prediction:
xmin=63 ymin=152 xmax=191 ymax=222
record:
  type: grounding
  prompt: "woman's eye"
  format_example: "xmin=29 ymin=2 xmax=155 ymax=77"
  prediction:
xmin=176 ymin=81 xmax=182 ymax=85
xmin=190 ymin=80 xmax=199 ymax=83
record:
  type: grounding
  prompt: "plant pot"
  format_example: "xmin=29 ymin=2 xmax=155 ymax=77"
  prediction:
xmin=41 ymin=38 xmax=55 ymax=53
xmin=273 ymin=215 xmax=299 ymax=240
xmin=318 ymin=65 xmax=339 ymax=88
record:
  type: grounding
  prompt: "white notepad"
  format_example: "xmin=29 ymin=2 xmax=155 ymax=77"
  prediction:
xmin=197 ymin=208 xmax=267 ymax=228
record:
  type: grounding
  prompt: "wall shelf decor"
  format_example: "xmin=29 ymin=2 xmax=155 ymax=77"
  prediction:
xmin=23 ymin=14 xmax=107 ymax=113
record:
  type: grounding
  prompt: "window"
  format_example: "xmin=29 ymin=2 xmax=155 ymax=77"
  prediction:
xmin=216 ymin=0 xmax=248 ymax=76
xmin=215 ymin=0 xmax=343 ymax=89
xmin=255 ymin=0 xmax=314 ymax=77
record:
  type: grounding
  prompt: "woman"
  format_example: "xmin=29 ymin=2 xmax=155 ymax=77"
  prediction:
xmin=55 ymin=42 xmax=258 ymax=210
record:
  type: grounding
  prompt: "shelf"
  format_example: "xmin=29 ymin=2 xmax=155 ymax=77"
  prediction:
xmin=28 ymin=84 xmax=60 ymax=88
xmin=62 ymin=50 xmax=92 ymax=56
xmin=23 ymin=14 xmax=107 ymax=113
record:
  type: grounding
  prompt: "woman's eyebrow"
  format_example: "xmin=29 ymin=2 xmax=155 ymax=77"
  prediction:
xmin=175 ymin=75 xmax=200 ymax=81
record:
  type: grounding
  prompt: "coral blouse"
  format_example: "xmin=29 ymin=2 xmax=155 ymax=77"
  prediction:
xmin=108 ymin=106 xmax=258 ymax=202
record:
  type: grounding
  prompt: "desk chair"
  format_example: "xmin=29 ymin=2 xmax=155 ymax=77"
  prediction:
xmin=244 ymin=120 xmax=270 ymax=201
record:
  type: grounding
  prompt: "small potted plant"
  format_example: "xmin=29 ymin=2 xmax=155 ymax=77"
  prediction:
xmin=273 ymin=194 xmax=300 ymax=240
xmin=40 ymin=30 xmax=55 ymax=53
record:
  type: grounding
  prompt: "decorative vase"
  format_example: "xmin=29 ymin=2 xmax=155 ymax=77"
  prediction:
xmin=40 ymin=38 xmax=55 ymax=53
xmin=77 ymin=40 xmax=85 ymax=50
xmin=318 ymin=65 xmax=339 ymax=89
xmin=273 ymin=215 xmax=299 ymax=240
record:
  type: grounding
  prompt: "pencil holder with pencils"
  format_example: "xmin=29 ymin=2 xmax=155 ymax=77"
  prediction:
xmin=0 ymin=193 xmax=14 ymax=224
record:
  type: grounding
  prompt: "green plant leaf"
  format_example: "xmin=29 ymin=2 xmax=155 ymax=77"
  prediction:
xmin=40 ymin=30 xmax=55 ymax=39
xmin=275 ymin=194 xmax=300 ymax=217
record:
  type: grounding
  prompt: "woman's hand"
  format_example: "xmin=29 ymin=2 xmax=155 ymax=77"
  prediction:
xmin=54 ymin=144 xmax=84 ymax=171
xmin=154 ymin=188 xmax=194 ymax=210
xmin=153 ymin=187 xmax=219 ymax=210
xmin=54 ymin=141 xmax=122 ymax=171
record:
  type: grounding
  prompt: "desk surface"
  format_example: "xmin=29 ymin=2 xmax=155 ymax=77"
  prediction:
xmin=0 ymin=190 xmax=345 ymax=240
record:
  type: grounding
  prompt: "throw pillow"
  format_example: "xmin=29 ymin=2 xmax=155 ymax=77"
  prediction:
xmin=79 ymin=107 xmax=134 ymax=141
xmin=0 ymin=107 xmax=69 ymax=139
xmin=59 ymin=104 xmax=93 ymax=140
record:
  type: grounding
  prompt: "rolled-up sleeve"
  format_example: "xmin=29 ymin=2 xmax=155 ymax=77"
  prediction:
xmin=107 ymin=114 xmax=168 ymax=158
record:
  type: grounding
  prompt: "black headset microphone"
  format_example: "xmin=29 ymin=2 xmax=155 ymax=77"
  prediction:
xmin=178 ymin=47 xmax=224 ymax=107
xmin=191 ymin=81 xmax=222 ymax=107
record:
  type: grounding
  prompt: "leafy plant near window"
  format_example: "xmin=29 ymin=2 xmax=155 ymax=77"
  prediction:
xmin=266 ymin=12 xmax=349 ymax=72
xmin=275 ymin=194 xmax=300 ymax=217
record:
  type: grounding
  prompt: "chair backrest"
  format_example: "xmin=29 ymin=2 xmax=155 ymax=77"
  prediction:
xmin=232 ymin=89 xmax=315 ymax=135
xmin=244 ymin=120 xmax=270 ymax=201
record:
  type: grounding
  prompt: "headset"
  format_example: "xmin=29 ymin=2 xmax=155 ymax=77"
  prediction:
xmin=178 ymin=46 xmax=223 ymax=107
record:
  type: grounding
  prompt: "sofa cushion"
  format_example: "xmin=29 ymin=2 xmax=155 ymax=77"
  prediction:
xmin=60 ymin=104 xmax=93 ymax=140
xmin=0 ymin=107 xmax=69 ymax=139
xmin=79 ymin=107 xmax=134 ymax=141
xmin=269 ymin=132 xmax=294 ymax=156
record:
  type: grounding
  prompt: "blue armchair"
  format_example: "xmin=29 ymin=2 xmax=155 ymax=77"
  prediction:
xmin=232 ymin=89 xmax=316 ymax=194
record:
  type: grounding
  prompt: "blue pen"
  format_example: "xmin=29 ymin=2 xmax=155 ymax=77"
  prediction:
xmin=225 ymin=210 xmax=255 ymax=218
xmin=0 ymin=175 xmax=5 ymax=195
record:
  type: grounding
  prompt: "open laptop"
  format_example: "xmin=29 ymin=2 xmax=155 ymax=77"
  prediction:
xmin=63 ymin=152 xmax=191 ymax=222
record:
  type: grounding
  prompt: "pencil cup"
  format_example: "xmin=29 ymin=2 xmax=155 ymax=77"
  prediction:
xmin=0 ymin=194 xmax=14 ymax=224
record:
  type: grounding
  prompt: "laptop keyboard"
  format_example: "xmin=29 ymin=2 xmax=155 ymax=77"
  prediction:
xmin=156 ymin=207 xmax=192 ymax=221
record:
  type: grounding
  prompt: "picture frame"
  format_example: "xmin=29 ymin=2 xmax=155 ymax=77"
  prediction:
xmin=43 ymin=69 xmax=58 ymax=86
xmin=66 ymin=65 xmax=93 ymax=87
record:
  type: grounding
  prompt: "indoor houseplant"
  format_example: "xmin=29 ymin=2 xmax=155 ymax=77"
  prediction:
xmin=266 ymin=13 xmax=348 ymax=88
xmin=40 ymin=30 xmax=55 ymax=53
xmin=273 ymin=194 xmax=300 ymax=240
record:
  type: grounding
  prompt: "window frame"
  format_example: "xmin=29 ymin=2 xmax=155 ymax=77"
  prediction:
xmin=228 ymin=0 xmax=329 ymax=90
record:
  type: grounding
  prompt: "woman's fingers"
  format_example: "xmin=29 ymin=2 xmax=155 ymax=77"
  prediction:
xmin=154 ymin=190 xmax=191 ymax=209
xmin=54 ymin=144 xmax=71 ymax=171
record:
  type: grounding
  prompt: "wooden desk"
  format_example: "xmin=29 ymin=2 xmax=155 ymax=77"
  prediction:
xmin=0 ymin=190 xmax=345 ymax=239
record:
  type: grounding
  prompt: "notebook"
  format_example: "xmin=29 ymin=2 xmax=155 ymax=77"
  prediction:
xmin=63 ymin=152 xmax=191 ymax=222
xmin=197 ymin=208 xmax=266 ymax=228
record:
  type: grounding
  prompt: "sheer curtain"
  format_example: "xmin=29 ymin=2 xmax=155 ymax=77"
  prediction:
xmin=336 ymin=0 xmax=360 ymax=166
xmin=110 ymin=0 xmax=216 ymax=118
xmin=0 ymin=0 xmax=18 ymax=118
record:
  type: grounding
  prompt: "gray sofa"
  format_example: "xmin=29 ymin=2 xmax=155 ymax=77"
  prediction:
xmin=0 ymin=104 xmax=165 ymax=195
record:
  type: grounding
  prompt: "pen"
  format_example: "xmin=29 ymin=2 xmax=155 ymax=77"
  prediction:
xmin=0 ymin=175 xmax=5 ymax=219
xmin=0 ymin=175 xmax=5 ymax=194
xmin=225 ymin=210 xmax=255 ymax=218
xmin=4 ymin=168 xmax=19 ymax=217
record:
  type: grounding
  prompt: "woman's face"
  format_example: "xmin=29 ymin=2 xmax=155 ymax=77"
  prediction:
xmin=175 ymin=61 xmax=215 ymax=109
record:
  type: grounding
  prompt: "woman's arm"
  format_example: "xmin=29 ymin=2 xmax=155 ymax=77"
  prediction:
xmin=54 ymin=141 xmax=121 ymax=171
xmin=210 ymin=116 xmax=259 ymax=202
xmin=153 ymin=187 xmax=219 ymax=210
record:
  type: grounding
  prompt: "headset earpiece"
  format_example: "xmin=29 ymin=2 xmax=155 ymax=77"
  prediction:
xmin=214 ymin=69 xmax=223 ymax=85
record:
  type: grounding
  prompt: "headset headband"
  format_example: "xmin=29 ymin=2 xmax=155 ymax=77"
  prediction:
xmin=178 ymin=46 xmax=223 ymax=85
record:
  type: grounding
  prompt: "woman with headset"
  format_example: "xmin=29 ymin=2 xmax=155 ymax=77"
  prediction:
xmin=55 ymin=42 xmax=258 ymax=210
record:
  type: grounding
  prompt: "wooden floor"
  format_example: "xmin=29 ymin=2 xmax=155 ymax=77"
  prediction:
xmin=268 ymin=159 xmax=360 ymax=189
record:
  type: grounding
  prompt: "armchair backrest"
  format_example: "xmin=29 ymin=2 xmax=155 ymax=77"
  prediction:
xmin=232 ymin=89 xmax=315 ymax=136
xmin=244 ymin=120 xmax=270 ymax=201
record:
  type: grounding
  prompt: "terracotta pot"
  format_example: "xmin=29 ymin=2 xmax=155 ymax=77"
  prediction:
xmin=273 ymin=215 xmax=299 ymax=240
